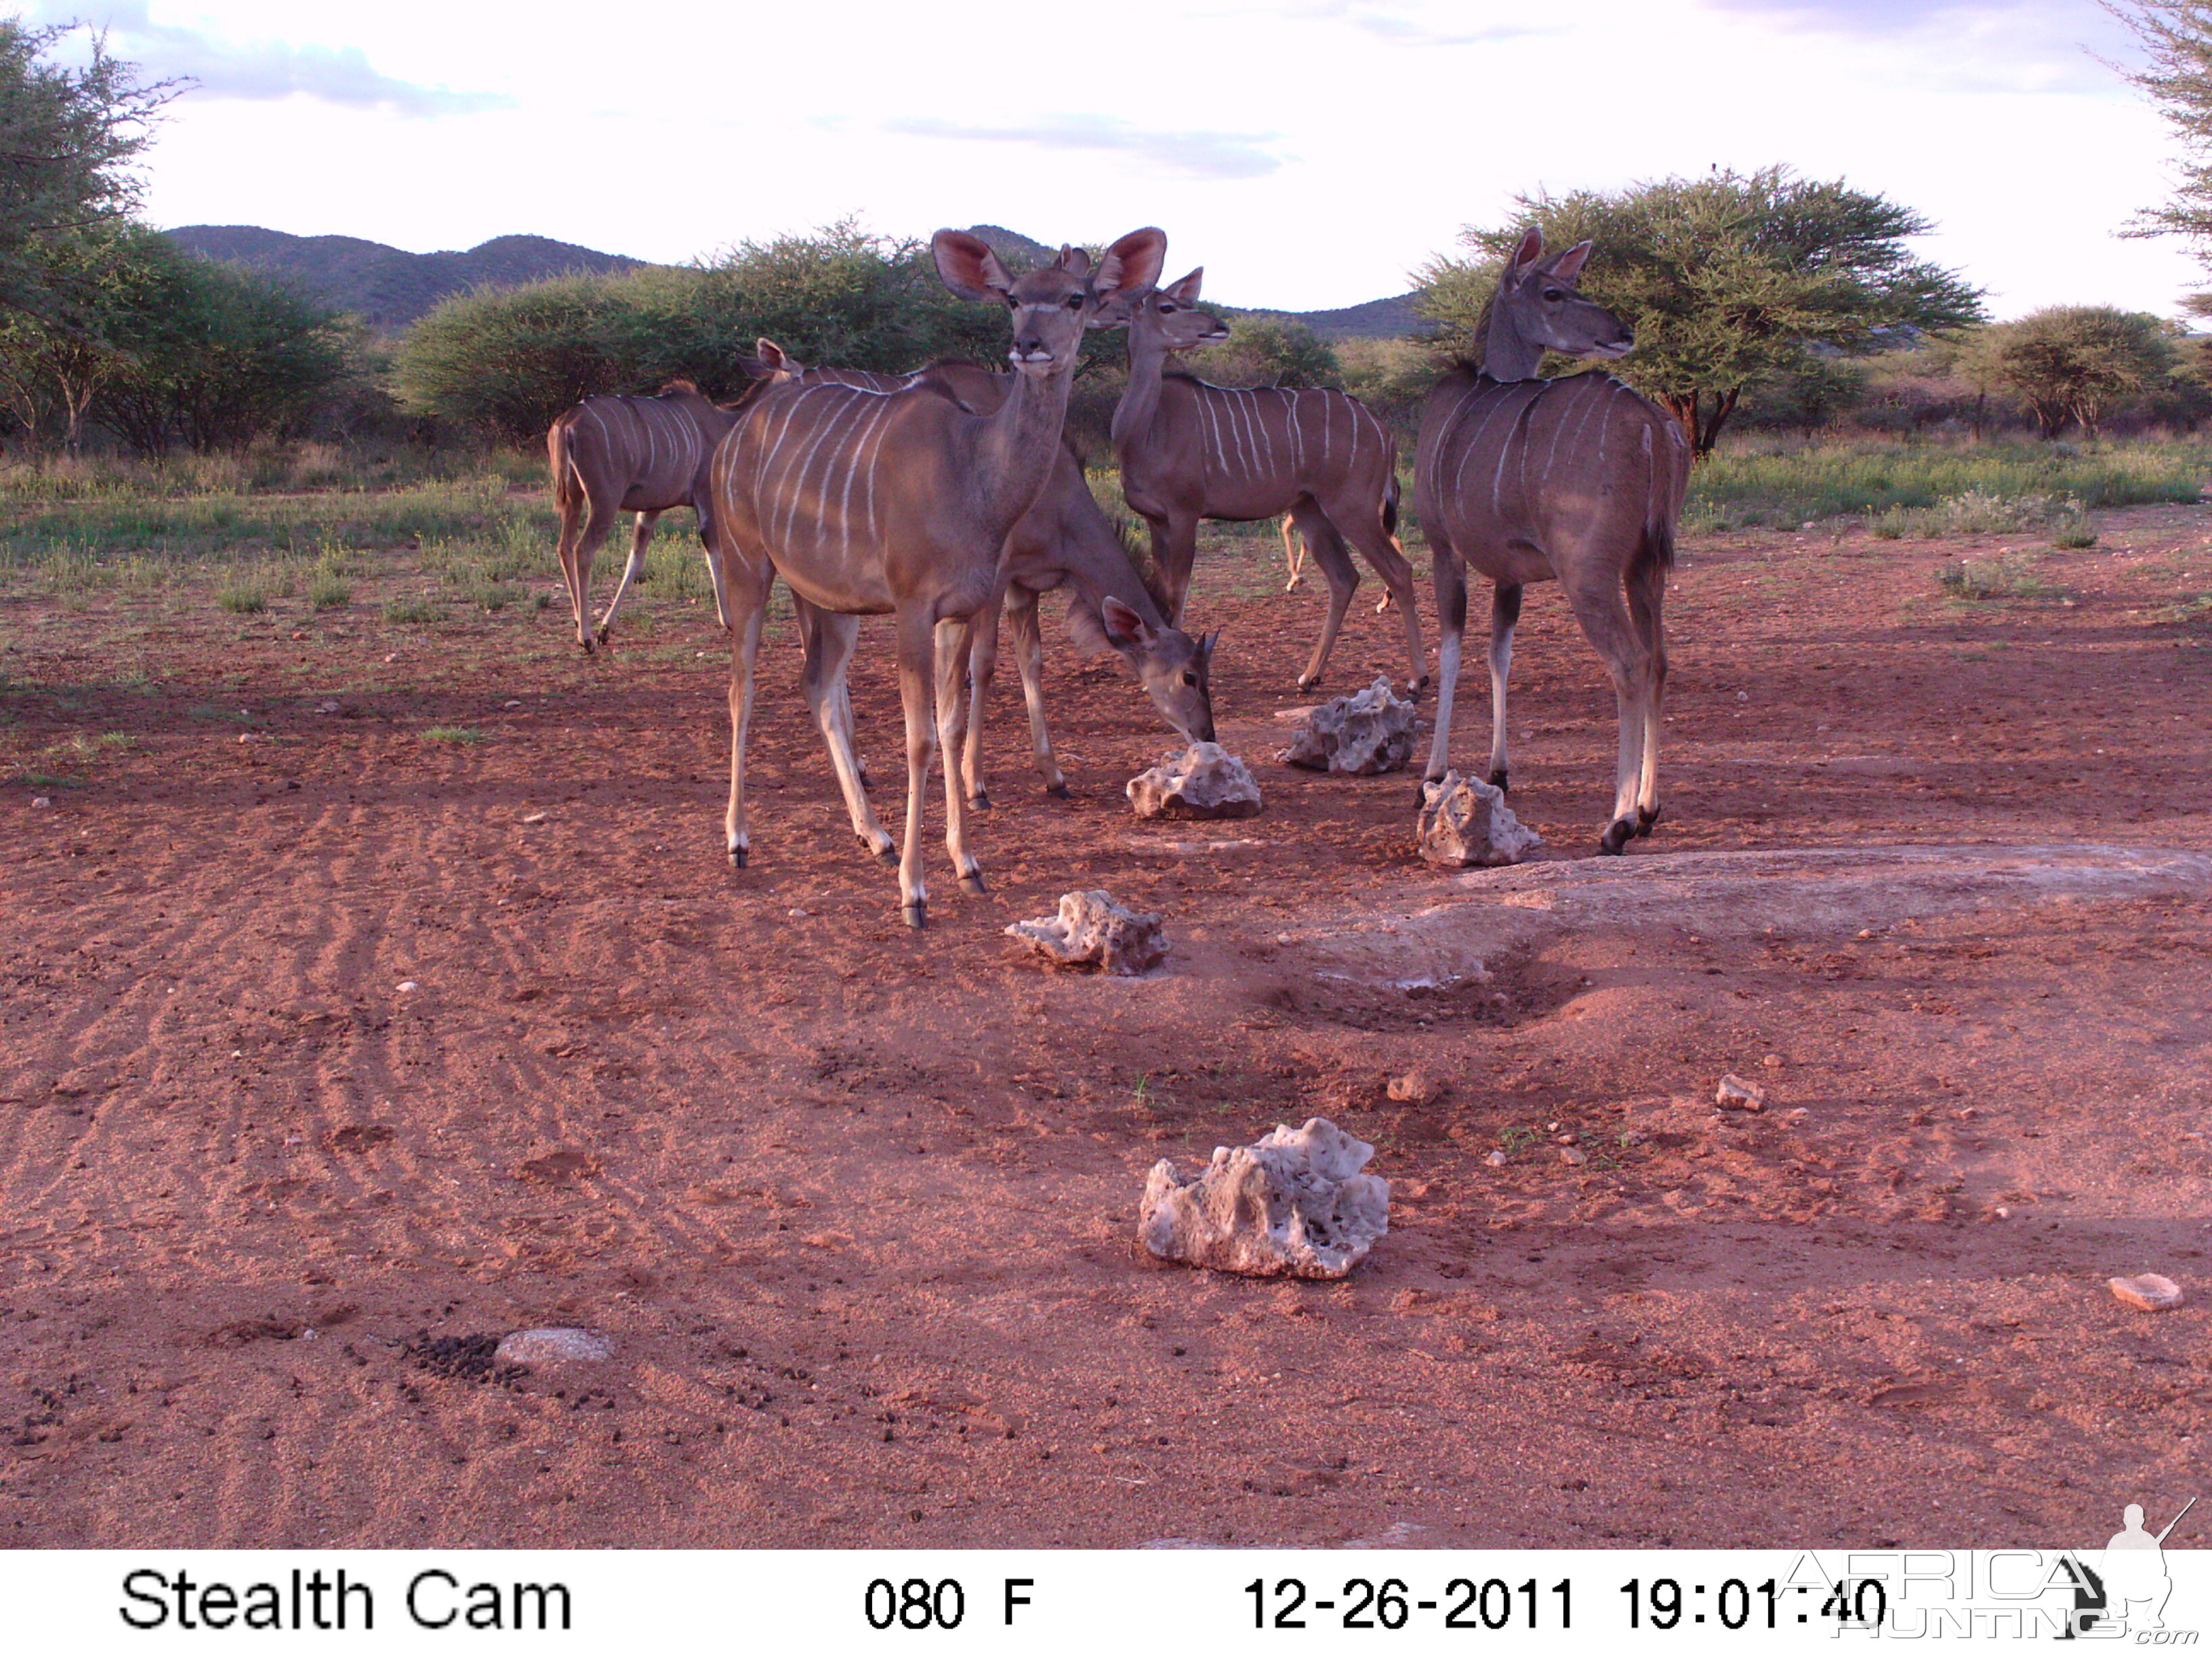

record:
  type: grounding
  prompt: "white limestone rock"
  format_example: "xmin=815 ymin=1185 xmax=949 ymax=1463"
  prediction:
xmin=1126 ymin=742 xmax=1262 ymax=819
xmin=1139 ymin=1116 xmax=1389 ymax=1279
xmin=1279 ymin=677 xmax=1416 ymax=775
xmin=1006 ymin=889 xmax=1168 ymax=975
xmin=1416 ymin=771 xmax=1542 ymax=867
xmin=2109 ymin=1273 xmax=2185 ymax=1313
xmin=494 ymin=1327 xmax=614 ymax=1368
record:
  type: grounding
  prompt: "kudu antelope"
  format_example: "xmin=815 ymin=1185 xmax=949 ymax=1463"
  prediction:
xmin=737 ymin=344 xmax=1218 ymax=810
xmin=1281 ymin=505 xmax=1401 ymax=613
xmin=1414 ymin=229 xmax=1690 ymax=854
xmin=705 ymin=229 xmax=1165 ymax=926
xmin=1113 ymin=269 xmax=1426 ymax=693
xmin=546 ymin=382 xmax=739 ymax=651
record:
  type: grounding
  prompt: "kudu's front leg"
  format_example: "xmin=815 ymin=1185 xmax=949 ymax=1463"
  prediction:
xmin=960 ymin=591 xmax=1006 ymax=811
xmin=1418 ymin=537 xmax=1469 ymax=804
xmin=1486 ymin=582 xmax=1523 ymax=793
xmin=933 ymin=615 xmax=985 ymax=897
xmin=1004 ymin=587 xmax=1067 ymax=797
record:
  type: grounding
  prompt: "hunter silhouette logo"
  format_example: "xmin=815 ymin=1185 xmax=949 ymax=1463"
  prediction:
xmin=2060 ymin=1496 xmax=2197 ymax=1639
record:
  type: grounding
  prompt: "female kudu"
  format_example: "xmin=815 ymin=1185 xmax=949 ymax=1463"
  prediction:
xmin=705 ymin=230 xmax=1164 ymax=926
xmin=1414 ymin=229 xmax=1691 ymax=854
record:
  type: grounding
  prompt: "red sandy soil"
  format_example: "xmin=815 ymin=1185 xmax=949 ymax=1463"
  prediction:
xmin=1 ymin=505 xmax=2207 ymax=1550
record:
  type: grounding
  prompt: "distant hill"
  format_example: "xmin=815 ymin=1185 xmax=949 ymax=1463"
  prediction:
xmin=163 ymin=226 xmax=653 ymax=331
xmin=162 ymin=222 xmax=1425 ymax=340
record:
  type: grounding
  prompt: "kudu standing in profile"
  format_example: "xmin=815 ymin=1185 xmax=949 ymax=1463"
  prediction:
xmin=1414 ymin=229 xmax=1690 ymax=854
xmin=1112 ymin=270 xmax=1427 ymax=694
xmin=546 ymin=382 xmax=738 ymax=651
xmin=735 ymin=344 xmax=1218 ymax=811
xmin=705 ymin=230 xmax=1164 ymax=926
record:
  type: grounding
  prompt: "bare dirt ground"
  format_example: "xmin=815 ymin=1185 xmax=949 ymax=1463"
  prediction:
xmin=1 ymin=504 xmax=2208 ymax=1550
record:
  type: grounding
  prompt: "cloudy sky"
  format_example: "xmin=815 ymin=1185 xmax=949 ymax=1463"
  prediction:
xmin=29 ymin=0 xmax=2205 ymax=319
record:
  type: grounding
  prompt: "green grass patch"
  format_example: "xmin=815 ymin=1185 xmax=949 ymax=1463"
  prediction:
xmin=422 ymin=726 xmax=485 ymax=744
xmin=306 ymin=568 xmax=352 ymax=609
xmin=18 ymin=770 xmax=82 ymax=788
xmin=382 ymin=595 xmax=449 ymax=625
xmin=1686 ymin=438 xmax=2207 ymax=531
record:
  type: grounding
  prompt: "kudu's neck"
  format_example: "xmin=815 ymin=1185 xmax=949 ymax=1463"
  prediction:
xmin=975 ymin=357 xmax=1077 ymax=539
xmin=1483 ymin=291 xmax=1548 ymax=382
xmin=1063 ymin=516 xmax=1171 ymax=632
xmin=1111 ymin=319 xmax=1171 ymax=455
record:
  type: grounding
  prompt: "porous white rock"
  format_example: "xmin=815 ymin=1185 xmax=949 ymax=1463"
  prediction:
xmin=1416 ymin=771 xmax=1542 ymax=867
xmin=2108 ymin=1273 xmax=2185 ymax=1313
xmin=1139 ymin=1117 xmax=1389 ymax=1279
xmin=494 ymin=1327 xmax=615 ymax=1367
xmin=1126 ymin=742 xmax=1262 ymax=819
xmin=1279 ymin=677 xmax=1416 ymax=775
xmin=1006 ymin=890 xmax=1168 ymax=975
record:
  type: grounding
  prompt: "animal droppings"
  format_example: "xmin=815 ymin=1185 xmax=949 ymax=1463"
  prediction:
xmin=1126 ymin=743 xmax=1262 ymax=819
xmin=1715 ymin=1074 xmax=1767 ymax=1111
xmin=1416 ymin=772 xmax=1542 ymax=867
xmin=1279 ymin=677 xmax=1416 ymax=775
xmin=493 ymin=1327 xmax=616 ymax=1367
xmin=1139 ymin=1117 xmax=1389 ymax=1279
xmin=2108 ymin=1273 xmax=2184 ymax=1313
xmin=1006 ymin=890 xmax=1168 ymax=975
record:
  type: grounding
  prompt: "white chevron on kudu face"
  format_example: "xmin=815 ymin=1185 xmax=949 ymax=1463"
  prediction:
xmin=732 ymin=349 xmax=1218 ymax=820
xmin=1413 ymin=227 xmax=1690 ymax=856
xmin=547 ymin=383 xmax=741 ymax=651
xmin=1109 ymin=266 xmax=1428 ymax=696
xmin=704 ymin=228 xmax=1167 ymax=929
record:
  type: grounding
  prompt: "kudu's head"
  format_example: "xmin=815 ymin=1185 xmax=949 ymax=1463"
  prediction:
xmin=933 ymin=228 xmax=1165 ymax=380
xmin=1108 ymin=264 xmax=1231 ymax=354
xmin=1094 ymin=596 xmax=1217 ymax=745
xmin=1488 ymin=228 xmax=1633 ymax=375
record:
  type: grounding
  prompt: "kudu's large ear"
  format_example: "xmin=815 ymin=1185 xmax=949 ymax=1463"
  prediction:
xmin=1057 ymin=244 xmax=1093 ymax=279
xmin=1094 ymin=227 xmax=1167 ymax=303
xmin=1165 ymin=267 xmax=1205 ymax=305
xmin=749 ymin=337 xmax=802 ymax=380
xmin=1100 ymin=595 xmax=1155 ymax=651
xmin=1544 ymin=240 xmax=1595 ymax=285
xmin=1200 ymin=626 xmax=1222 ymax=661
xmin=1509 ymin=226 xmax=1545 ymax=275
xmin=933 ymin=230 xmax=1015 ymax=302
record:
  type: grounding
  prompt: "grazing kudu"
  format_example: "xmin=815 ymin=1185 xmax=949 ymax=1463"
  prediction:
xmin=1113 ymin=268 xmax=1426 ymax=693
xmin=735 ymin=345 xmax=1218 ymax=811
xmin=1414 ymin=228 xmax=1691 ymax=854
xmin=546 ymin=382 xmax=738 ymax=651
xmin=705 ymin=230 xmax=1165 ymax=926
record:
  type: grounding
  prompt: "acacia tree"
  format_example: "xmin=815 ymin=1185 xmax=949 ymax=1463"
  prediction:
xmin=2109 ymin=2 xmax=2212 ymax=258
xmin=0 ymin=19 xmax=178 ymax=329
xmin=1418 ymin=166 xmax=1984 ymax=455
xmin=1183 ymin=315 xmax=1340 ymax=390
xmin=1965 ymin=306 xmax=2180 ymax=438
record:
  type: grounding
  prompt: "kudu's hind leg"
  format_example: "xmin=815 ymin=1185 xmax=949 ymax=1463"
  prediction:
xmin=796 ymin=600 xmax=895 ymax=861
xmin=1291 ymin=500 xmax=1359 ymax=693
xmin=595 ymin=509 xmax=661 ymax=644
xmin=891 ymin=610 xmax=941 ymax=928
xmin=1331 ymin=493 xmax=1429 ymax=697
xmin=1626 ymin=553 xmax=1668 ymax=834
xmin=1000 ymin=586 xmax=1068 ymax=798
xmin=1280 ymin=514 xmax=1305 ymax=591
xmin=558 ymin=489 xmax=621 ymax=653
xmin=1486 ymin=583 xmax=1524 ymax=793
xmin=722 ymin=578 xmax=771 ymax=869
xmin=1563 ymin=572 xmax=1656 ymax=855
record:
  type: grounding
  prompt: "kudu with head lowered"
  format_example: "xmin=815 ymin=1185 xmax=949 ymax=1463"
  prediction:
xmin=705 ymin=230 xmax=1165 ymax=926
xmin=1414 ymin=228 xmax=1691 ymax=854
xmin=1111 ymin=266 xmax=1427 ymax=694
xmin=547 ymin=382 xmax=739 ymax=651
xmin=737 ymin=346 xmax=1218 ymax=812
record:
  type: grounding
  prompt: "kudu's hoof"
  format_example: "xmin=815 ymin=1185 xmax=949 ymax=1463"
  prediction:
xmin=1405 ymin=674 xmax=1430 ymax=699
xmin=1599 ymin=819 xmax=1635 ymax=855
xmin=870 ymin=840 xmax=897 ymax=863
xmin=968 ymin=791 xmax=992 ymax=812
xmin=1296 ymin=674 xmax=1321 ymax=693
xmin=903 ymin=900 xmax=927 ymax=930
xmin=577 ymin=638 xmax=596 ymax=657
xmin=1637 ymin=804 xmax=1662 ymax=837
xmin=1488 ymin=768 xmax=1510 ymax=794
xmin=727 ymin=844 xmax=747 ymax=869
xmin=959 ymin=869 xmax=987 ymax=897
xmin=1046 ymin=783 xmax=1072 ymax=801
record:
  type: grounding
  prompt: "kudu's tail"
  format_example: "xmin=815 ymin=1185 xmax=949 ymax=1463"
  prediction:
xmin=1382 ymin=469 xmax=1401 ymax=538
xmin=548 ymin=417 xmax=581 ymax=512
